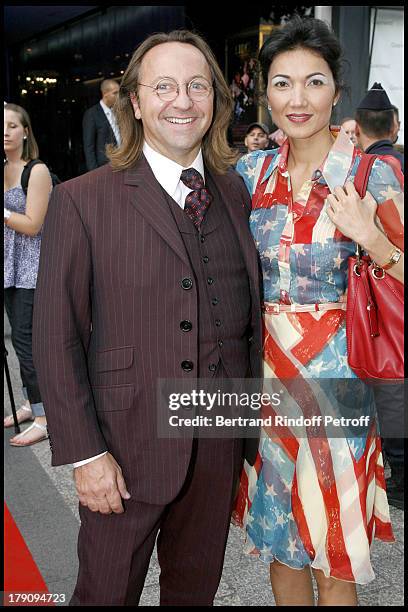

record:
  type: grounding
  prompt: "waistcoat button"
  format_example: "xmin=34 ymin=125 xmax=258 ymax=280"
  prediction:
xmin=180 ymin=320 xmax=192 ymax=332
xmin=181 ymin=278 xmax=193 ymax=290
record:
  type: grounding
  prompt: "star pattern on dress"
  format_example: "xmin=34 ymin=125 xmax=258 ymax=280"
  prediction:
xmin=233 ymin=139 xmax=398 ymax=579
xmin=265 ymin=483 xmax=278 ymax=497
xmin=379 ymin=185 xmax=400 ymax=201
xmin=333 ymin=252 xmax=343 ymax=269
xmin=287 ymin=538 xmax=299 ymax=559
xmin=271 ymin=445 xmax=285 ymax=464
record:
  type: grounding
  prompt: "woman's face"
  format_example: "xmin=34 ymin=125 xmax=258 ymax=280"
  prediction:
xmin=266 ymin=48 xmax=339 ymax=141
xmin=4 ymin=109 xmax=26 ymax=155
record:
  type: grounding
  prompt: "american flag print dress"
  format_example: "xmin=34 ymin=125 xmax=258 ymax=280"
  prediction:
xmin=232 ymin=128 xmax=404 ymax=584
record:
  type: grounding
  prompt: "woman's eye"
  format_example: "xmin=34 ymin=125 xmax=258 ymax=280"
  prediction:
xmin=308 ymin=79 xmax=324 ymax=86
xmin=274 ymin=81 xmax=289 ymax=88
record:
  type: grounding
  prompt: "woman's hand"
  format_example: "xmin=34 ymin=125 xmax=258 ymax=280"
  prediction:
xmin=326 ymin=180 xmax=404 ymax=284
xmin=326 ymin=181 xmax=378 ymax=248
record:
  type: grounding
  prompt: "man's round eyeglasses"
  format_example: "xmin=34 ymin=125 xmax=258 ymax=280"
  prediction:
xmin=136 ymin=77 xmax=213 ymax=102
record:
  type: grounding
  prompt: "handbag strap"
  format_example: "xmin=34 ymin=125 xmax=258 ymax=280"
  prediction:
xmin=353 ymin=153 xmax=377 ymax=198
xmin=353 ymin=153 xmax=377 ymax=260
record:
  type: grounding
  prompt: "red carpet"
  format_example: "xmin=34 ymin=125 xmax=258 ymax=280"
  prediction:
xmin=4 ymin=502 xmax=54 ymax=606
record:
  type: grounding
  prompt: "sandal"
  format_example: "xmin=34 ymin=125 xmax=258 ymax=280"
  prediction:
xmin=4 ymin=404 xmax=33 ymax=428
xmin=9 ymin=421 xmax=49 ymax=447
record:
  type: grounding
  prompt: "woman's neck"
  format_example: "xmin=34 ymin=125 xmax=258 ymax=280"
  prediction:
xmin=287 ymin=127 xmax=335 ymax=172
xmin=5 ymin=152 xmax=24 ymax=165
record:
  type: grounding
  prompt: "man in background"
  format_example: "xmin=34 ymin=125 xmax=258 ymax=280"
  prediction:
xmin=355 ymin=82 xmax=404 ymax=173
xmin=390 ymin=104 xmax=401 ymax=145
xmin=82 ymin=79 xmax=120 ymax=171
xmin=244 ymin=122 xmax=270 ymax=153
xmin=340 ymin=117 xmax=357 ymax=145
xmin=355 ymin=83 xmax=405 ymax=510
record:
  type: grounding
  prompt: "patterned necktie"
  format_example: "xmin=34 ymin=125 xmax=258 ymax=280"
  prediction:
xmin=180 ymin=168 xmax=212 ymax=228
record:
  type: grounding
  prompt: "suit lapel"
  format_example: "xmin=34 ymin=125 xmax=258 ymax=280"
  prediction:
xmin=207 ymin=168 xmax=260 ymax=301
xmin=97 ymin=104 xmax=117 ymax=145
xmin=124 ymin=155 xmax=190 ymax=266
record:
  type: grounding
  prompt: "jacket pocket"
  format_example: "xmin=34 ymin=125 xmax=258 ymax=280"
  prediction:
xmin=95 ymin=346 xmax=134 ymax=373
xmin=92 ymin=384 xmax=134 ymax=412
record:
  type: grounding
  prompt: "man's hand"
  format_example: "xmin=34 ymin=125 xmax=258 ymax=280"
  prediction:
xmin=74 ymin=452 xmax=131 ymax=514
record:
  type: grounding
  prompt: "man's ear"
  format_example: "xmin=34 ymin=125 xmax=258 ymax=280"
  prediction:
xmin=244 ymin=136 xmax=249 ymax=148
xmin=130 ymin=92 xmax=142 ymax=120
xmin=354 ymin=122 xmax=361 ymax=137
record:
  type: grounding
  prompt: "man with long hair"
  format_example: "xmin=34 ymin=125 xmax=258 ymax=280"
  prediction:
xmin=33 ymin=30 xmax=262 ymax=605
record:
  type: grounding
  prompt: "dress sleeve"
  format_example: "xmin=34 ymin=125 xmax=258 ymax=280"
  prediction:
xmin=367 ymin=156 xmax=404 ymax=250
xmin=236 ymin=150 xmax=269 ymax=197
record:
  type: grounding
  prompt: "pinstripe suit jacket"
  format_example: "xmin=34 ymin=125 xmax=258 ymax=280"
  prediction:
xmin=32 ymin=154 xmax=262 ymax=504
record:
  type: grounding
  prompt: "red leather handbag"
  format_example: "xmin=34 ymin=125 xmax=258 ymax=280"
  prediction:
xmin=346 ymin=154 xmax=404 ymax=379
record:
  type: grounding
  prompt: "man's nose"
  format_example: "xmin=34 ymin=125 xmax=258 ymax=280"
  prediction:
xmin=172 ymin=85 xmax=194 ymax=110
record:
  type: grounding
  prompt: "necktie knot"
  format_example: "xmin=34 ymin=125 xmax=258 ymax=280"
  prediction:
xmin=180 ymin=168 xmax=212 ymax=228
xmin=180 ymin=168 xmax=205 ymax=190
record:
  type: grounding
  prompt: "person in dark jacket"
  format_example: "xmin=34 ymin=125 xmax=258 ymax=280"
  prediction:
xmin=82 ymin=79 xmax=120 ymax=171
xmin=355 ymin=82 xmax=404 ymax=173
xmin=355 ymin=83 xmax=404 ymax=510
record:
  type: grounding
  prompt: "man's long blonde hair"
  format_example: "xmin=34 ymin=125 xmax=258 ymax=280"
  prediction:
xmin=107 ymin=30 xmax=238 ymax=174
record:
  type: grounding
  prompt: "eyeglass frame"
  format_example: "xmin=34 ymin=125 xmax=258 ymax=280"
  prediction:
xmin=134 ymin=76 xmax=214 ymax=101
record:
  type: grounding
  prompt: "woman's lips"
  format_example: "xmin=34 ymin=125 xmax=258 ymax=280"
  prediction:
xmin=287 ymin=114 xmax=313 ymax=123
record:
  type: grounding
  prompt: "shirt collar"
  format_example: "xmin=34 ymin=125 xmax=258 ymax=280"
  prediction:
xmin=142 ymin=141 xmax=205 ymax=199
xmin=100 ymin=100 xmax=111 ymax=115
xmin=365 ymin=139 xmax=394 ymax=153
xmin=260 ymin=126 xmax=356 ymax=191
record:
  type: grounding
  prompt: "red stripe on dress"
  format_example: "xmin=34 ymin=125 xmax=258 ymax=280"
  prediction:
xmin=290 ymin=311 xmax=345 ymax=365
xmin=264 ymin=328 xmax=355 ymax=582
xmin=253 ymin=156 xmax=275 ymax=209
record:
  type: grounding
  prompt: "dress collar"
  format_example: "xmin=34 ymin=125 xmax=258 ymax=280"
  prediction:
xmin=260 ymin=126 xmax=356 ymax=191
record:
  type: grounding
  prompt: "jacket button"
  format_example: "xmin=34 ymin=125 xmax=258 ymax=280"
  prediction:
xmin=202 ymin=256 xmax=209 ymax=263
xmin=180 ymin=320 xmax=192 ymax=332
xmin=215 ymin=319 xmax=221 ymax=327
xmin=200 ymin=235 xmax=206 ymax=243
xmin=207 ymin=277 xmax=214 ymax=285
xmin=212 ymin=297 xmax=219 ymax=306
xmin=181 ymin=360 xmax=194 ymax=372
xmin=209 ymin=363 xmax=217 ymax=372
xmin=181 ymin=277 xmax=193 ymax=290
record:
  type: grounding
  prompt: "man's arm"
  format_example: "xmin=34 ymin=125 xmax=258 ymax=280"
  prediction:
xmin=82 ymin=108 xmax=98 ymax=171
xmin=33 ymin=185 xmax=131 ymax=513
xmin=32 ymin=184 xmax=107 ymax=465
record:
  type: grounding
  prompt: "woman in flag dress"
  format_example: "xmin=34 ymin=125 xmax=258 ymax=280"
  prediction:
xmin=233 ymin=17 xmax=404 ymax=606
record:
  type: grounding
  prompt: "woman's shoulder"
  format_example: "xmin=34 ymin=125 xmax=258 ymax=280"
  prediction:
xmin=236 ymin=148 xmax=279 ymax=195
xmin=355 ymin=152 xmax=404 ymax=203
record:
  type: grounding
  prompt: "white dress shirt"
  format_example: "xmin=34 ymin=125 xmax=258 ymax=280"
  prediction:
xmin=73 ymin=141 xmax=205 ymax=469
xmin=100 ymin=100 xmax=121 ymax=146
xmin=142 ymin=141 xmax=205 ymax=208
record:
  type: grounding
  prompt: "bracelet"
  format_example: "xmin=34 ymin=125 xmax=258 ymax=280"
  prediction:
xmin=377 ymin=246 xmax=402 ymax=270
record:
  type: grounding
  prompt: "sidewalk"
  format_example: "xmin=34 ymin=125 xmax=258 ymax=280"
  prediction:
xmin=4 ymin=315 xmax=404 ymax=606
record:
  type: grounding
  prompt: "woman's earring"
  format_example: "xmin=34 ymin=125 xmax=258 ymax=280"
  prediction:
xmin=267 ymin=105 xmax=272 ymax=111
xmin=23 ymin=136 xmax=27 ymax=140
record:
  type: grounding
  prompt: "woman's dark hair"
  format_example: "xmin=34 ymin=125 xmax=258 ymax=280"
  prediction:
xmin=259 ymin=16 xmax=346 ymax=95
